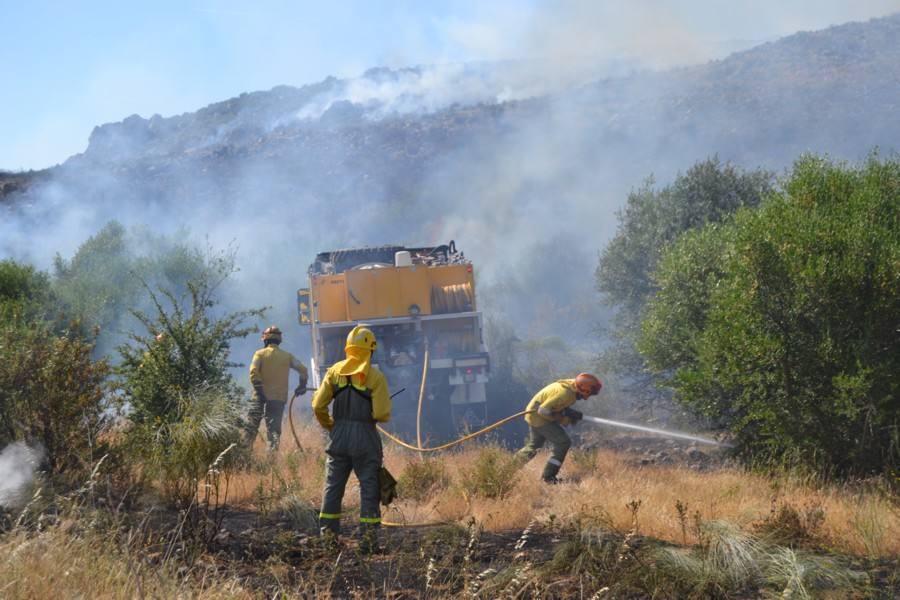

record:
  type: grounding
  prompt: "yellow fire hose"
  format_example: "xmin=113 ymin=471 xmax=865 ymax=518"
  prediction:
xmin=416 ymin=344 xmax=429 ymax=453
xmin=286 ymin=366 xmax=536 ymax=528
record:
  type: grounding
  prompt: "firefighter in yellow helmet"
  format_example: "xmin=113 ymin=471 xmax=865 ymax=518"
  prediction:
xmin=312 ymin=325 xmax=391 ymax=553
xmin=515 ymin=373 xmax=602 ymax=483
xmin=247 ymin=326 xmax=308 ymax=450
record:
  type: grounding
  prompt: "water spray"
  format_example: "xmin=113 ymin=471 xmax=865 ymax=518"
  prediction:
xmin=581 ymin=415 xmax=731 ymax=447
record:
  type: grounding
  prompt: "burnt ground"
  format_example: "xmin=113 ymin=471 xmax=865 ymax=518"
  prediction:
xmin=132 ymin=501 xmax=897 ymax=599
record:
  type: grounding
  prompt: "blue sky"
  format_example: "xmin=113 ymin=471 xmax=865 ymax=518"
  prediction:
xmin=2 ymin=0 xmax=898 ymax=170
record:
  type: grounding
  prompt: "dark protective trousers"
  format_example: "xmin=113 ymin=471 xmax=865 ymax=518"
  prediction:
xmin=246 ymin=395 xmax=285 ymax=450
xmin=515 ymin=421 xmax=572 ymax=480
xmin=319 ymin=385 xmax=383 ymax=542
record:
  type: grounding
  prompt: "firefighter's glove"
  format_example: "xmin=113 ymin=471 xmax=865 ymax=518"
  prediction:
xmin=561 ymin=408 xmax=583 ymax=426
xmin=294 ymin=385 xmax=306 ymax=397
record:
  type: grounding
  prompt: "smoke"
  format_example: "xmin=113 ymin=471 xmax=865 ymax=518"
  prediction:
xmin=1 ymin=7 xmax=898 ymax=392
xmin=0 ymin=443 xmax=44 ymax=508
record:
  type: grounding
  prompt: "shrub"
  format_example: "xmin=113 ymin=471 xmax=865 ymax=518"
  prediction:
xmin=117 ymin=259 xmax=264 ymax=507
xmin=126 ymin=389 xmax=243 ymax=507
xmin=398 ymin=459 xmax=450 ymax=502
xmin=752 ymin=501 xmax=826 ymax=548
xmin=640 ymin=154 xmax=900 ymax=475
xmin=458 ymin=447 xmax=520 ymax=500
xmin=0 ymin=323 xmax=110 ymax=479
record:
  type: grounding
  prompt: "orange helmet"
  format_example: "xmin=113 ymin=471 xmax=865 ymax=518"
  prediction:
xmin=575 ymin=373 xmax=602 ymax=397
xmin=261 ymin=326 xmax=283 ymax=344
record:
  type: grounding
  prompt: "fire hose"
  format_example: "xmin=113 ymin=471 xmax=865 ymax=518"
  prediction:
xmin=286 ymin=359 xmax=727 ymax=526
xmin=287 ymin=357 xmax=535 ymax=455
xmin=286 ymin=354 xmax=536 ymax=527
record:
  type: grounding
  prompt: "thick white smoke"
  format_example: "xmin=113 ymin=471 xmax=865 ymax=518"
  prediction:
xmin=0 ymin=443 xmax=43 ymax=508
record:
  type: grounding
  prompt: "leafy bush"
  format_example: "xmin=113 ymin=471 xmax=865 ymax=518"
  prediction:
xmin=458 ymin=447 xmax=520 ymax=500
xmin=0 ymin=323 xmax=110 ymax=478
xmin=640 ymin=154 xmax=900 ymax=475
xmin=117 ymin=257 xmax=264 ymax=506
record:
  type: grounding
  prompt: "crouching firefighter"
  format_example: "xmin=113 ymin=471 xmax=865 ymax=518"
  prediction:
xmin=312 ymin=325 xmax=391 ymax=553
xmin=515 ymin=373 xmax=602 ymax=483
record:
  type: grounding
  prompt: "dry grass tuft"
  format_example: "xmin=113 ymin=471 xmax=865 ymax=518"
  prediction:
xmin=0 ymin=524 xmax=254 ymax=599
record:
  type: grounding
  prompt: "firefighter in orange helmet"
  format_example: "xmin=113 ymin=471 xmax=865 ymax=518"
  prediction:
xmin=515 ymin=373 xmax=602 ymax=483
xmin=247 ymin=326 xmax=308 ymax=450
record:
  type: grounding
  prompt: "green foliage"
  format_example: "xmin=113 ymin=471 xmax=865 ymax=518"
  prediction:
xmin=0 ymin=259 xmax=57 ymax=326
xmin=640 ymin=154 xmax=900 ymax=475
xmin=458 ymin=446 xmax=519 ymax=500
xmin=598 ymin=157 xmax=773 ymax=313
xmin=52 ymin=221 xmax=214 ymax=355
xmin=126 ymin=390 xmax=243 ymax=507
xmin=596 ymin=158 xmax=773 ymax=412
xmin=52 ymin=222 xmax=134 ymax=339
xmin=0 ymin=323 xmax=110 ymax=478
xmin=117 ymin=256 xmax=264 ymax=506
xmin=117 ymin=252 xmax=262 ymax=425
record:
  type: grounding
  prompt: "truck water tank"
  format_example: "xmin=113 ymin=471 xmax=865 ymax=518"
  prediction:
xmin=395 ymin=251 xmax=413 ymax=267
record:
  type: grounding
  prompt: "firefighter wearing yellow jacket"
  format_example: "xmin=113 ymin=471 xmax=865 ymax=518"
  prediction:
xmin=516 ymin=373 xmax=602 ymax=483
xmin=247 ymin=326 xmax=308 ymax=450
xmin=312 ymin=325 xmax=390 ymax=553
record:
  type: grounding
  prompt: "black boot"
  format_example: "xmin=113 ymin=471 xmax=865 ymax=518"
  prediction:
xmin=359 ymin=523 xmax=381 ymax=555
xmin=541 ymin=460 xmax=562 ymax=484
xmin=319 ymin=516 xmax=342 ymax=549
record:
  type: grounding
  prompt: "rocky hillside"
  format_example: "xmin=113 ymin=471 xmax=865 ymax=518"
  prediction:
xmin=3 ymin=14 xmax=897 ymax=205
xmin=2 ymin=13 xmax=898 ymax=345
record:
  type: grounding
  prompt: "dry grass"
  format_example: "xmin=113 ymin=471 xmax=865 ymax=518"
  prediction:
xmin=235 ymin=422 xmax=899 ymax=558
xmin=0 ymin=522 xmax=254 ymax=599
xmin=0 ymin=421 xmax=894 ymax=599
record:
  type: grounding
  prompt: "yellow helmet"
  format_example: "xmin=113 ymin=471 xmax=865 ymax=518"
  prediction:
xmin=345 ymin=325 xmax=377 ymax=352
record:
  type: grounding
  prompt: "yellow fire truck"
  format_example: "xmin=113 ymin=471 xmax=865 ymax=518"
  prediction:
xmin=297 ymin=241 xmax=490 ymax=439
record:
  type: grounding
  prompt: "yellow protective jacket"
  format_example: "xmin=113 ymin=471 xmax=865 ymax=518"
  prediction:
xmin=312 ymin=365 xmax=391 ymax=430
xmin=249 ymin=345 xmax=308 ymax=403
xmin=524 ymin=379 xmax=578 ymax=427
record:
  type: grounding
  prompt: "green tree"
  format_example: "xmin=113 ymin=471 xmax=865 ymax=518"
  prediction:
xmin=640 ymin=154 xmax=900 ymax=475
xmin=0 ymin=259 xmax=57 ymax=326
xmin=596 ymin=158 xmax=773 ymax=415
xmin=52 ymin=221 xmax=214 ymax=355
